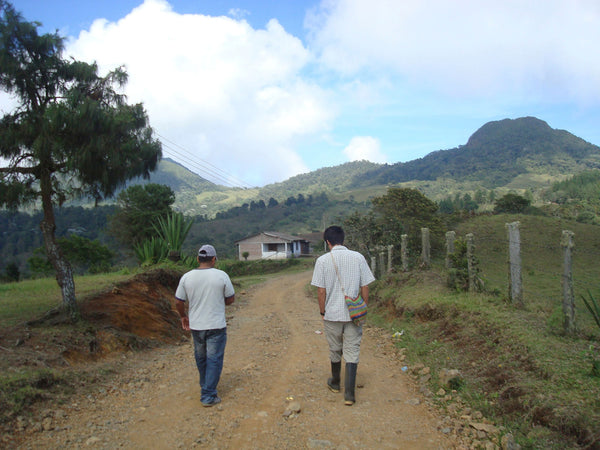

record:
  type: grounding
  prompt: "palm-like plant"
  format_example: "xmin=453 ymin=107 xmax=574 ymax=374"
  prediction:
xmin=133 ymin=237 xmax=169 ymax=266
xmin=153 ymin=212 xmax=193 ymax=256
xmin=133 ymin=212 xmax=194 ymax=265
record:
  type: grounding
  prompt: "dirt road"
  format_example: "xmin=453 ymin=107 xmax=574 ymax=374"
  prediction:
xmin=17 ymin=270 xmax=460 ymax=449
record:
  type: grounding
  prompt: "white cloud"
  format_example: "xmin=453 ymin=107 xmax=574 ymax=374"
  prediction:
xmin=343 ymin=136 xmax=387 ymax=163
xmin=307 ymin=0 xmax=600 ymax=102
xmin=227 ymin=8 xmax=250 ymax=21
xmin=66 ymin=0 xmax=334 ymax=186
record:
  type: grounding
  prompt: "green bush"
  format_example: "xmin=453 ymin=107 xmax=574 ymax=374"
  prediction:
xmin=217 ymin=258 xmax=301 ymax=277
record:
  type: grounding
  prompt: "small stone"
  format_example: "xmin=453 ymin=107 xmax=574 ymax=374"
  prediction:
xmin=446 ymin=403 xmax=460 ymax=415
xmin=285 ymin=401 xmax=301 ymax=414
xmin=501 ymin=433 xmax=521 ymax=450
xmin=471 ymin=422 xmax=499 ymax=434
xmin=411 ymin=363 xmax=425 ymax=374
xmin=42 ymin=417 xmax=53 ymax=431
xmin=307 ymin=438 xmax=333 ymax=448
xmin=85 ymin=436 xmax=101 ymax=446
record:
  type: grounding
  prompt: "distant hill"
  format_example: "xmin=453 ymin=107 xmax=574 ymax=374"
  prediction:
xmin=355 ymin=117 xmax=600 ymax=188
xmin=257 ymin=160 xmax=383 ymax=199
xmin=135 ymin=159 xmax=256 ymax=217
xmin=142 ymin=116 xmax=600 ymax=216
xmin=144 ymin=159 xmax=383 ymax=216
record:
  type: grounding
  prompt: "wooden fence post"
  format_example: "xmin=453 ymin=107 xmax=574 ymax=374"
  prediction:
xmin=446 ymin=231 xmax=456 ymax=269
xmin=561 ymin=230 xmax=576 ymax=335
xmin=370 ymin=255 xmax=376 ymax=276
xmin=466 ymin=233 xmax=476 ymax=292
xmin=387 ymin=245 xmax=394 ymax=272
xmin=506 ymin=221 xmax=523 ymax=307
xmin=401 ymin=234 xmax=409 ymax=272
xmin=379 ymin=251 xmax=385 ymax=278
xmin=421 ymin=228 xmax=430 ymax=268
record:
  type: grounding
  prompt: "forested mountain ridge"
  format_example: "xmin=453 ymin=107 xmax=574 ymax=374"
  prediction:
xmin=353 ymin=117 xmax=600 ymax=188
xmin=147 ymin=116 xmax=600 ymax=216
xmin=256 ymin=160 xmax=383 ymax=199
xmin=145 ymin=159 xmax=384 ymax=216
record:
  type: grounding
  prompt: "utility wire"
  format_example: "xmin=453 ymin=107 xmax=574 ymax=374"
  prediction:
xmin=156 ymin=132 xmax=254 ymax=189
xmin=161 ymin=142 xmax=240 ymax=188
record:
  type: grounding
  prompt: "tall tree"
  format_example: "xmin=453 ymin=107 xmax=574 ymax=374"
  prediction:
xmin=109 ymin=183 xmax=175 ymax=249
xmin=0 ymin=1 xmax=162 ymax=319
xmin=371 ymin=187 xmax=444 ymax=252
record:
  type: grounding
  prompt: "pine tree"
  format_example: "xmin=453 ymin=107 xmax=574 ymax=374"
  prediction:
xmin=0 ymin=1 xmax=162 ymax=319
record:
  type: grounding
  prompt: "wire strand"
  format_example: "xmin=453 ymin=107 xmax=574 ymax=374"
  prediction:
xmin=155 ymin=132 xmax=254 ymax=189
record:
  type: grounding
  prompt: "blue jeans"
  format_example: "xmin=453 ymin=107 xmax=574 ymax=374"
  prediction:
xmin=191 ymin=328 xmax=227 ymax=404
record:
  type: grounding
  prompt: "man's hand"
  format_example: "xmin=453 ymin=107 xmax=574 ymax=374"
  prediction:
xmin=180 ymin=316 xmax=190 ymax=331
xmin=175 ymin=300 xmax=190 ymax=330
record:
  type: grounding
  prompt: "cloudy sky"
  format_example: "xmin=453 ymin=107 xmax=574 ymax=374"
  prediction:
xmin=3 ymin=0 xmax=600 ymax=187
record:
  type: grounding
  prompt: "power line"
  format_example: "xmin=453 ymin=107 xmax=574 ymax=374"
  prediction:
xmin=161 ymin=142 xmax=240 ymax=188
xmin=155 ymin=132 xmax=254 ymax=189
xmin=159 ymin=137 xmax=249 ymax=189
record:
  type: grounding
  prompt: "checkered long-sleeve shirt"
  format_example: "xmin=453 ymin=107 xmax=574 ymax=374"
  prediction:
xmin=311 ymin=245 xmax=376 ymax=322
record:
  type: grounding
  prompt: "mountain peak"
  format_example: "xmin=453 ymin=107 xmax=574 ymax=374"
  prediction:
xmin=466 ymin=117 xmax=552 ymax=148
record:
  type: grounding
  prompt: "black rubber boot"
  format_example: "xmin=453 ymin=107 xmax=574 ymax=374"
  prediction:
xmin=327 ymin=361 xmax=341 ymax=393
xmin=344 ymin=362 xmax=358 ymax=405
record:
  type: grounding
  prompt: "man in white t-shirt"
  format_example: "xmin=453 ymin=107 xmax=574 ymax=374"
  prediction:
xmin=311 ymin=226 xmax=376 ymax=406
xmin=175 ymin=244 xmax=235 ymax=407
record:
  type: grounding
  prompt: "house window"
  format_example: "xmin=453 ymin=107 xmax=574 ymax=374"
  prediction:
xmin=267 ymin=243 xmax=279 ymax=252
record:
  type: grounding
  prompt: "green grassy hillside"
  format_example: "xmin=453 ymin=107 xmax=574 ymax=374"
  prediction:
xmin=455 ymin=213 xmax=600 ymax=319
xmin=370 ymin=213 xmax=600 ymax=449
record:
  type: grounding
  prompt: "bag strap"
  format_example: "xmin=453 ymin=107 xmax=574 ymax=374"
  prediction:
xmin=330 ymin=252 xmax=347 ymax=296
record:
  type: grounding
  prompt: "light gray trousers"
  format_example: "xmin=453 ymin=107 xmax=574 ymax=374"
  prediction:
xmin=323 ymin=320 xmax=363 ymax=364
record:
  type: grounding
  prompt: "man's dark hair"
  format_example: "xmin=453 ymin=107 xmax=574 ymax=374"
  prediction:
xmin=198 ymin=255 xmax=215 ymax=263
xmin=324 ymin=226 xmax=344 ymax=246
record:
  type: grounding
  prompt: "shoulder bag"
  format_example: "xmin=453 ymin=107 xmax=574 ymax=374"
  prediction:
xmin=330 ymin=252 xmax=367 ymax=325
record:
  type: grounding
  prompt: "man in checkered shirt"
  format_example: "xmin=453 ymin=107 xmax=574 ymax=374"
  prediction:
xmin=311 ymin=225 xmax=376 ymax=405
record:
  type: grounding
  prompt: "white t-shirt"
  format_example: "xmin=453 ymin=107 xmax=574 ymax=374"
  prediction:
xmin=175 ymin=268 xmax=235 ymax=330
xmin=311 ymin=245 xmax=376 ymax=322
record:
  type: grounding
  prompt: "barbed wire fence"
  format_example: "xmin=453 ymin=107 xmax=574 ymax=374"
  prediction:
xmin=369 ymin=221 xmax=599 ymax=335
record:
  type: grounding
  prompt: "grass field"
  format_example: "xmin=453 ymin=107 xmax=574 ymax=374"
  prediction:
xmin=0 ymin=271 xmax=133 ymax=328
xmin=369 ymin=213 xmax=600 ymax=449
